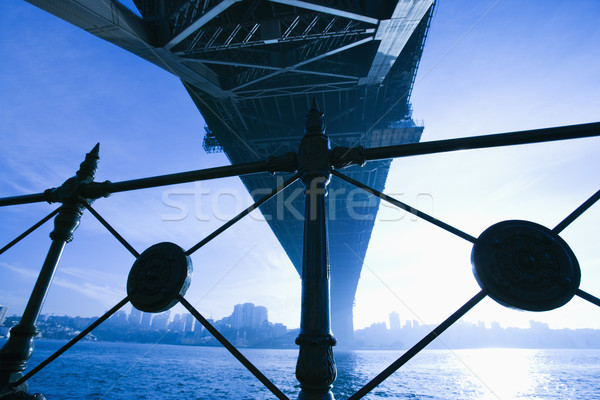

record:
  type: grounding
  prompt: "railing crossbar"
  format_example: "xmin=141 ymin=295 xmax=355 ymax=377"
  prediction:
xmin=97 ymin=161 xmax=270 ymax=196
xmin=364 ymin=122 xmax=600 ymax=162
xmin=0 ymin=193 xmax=48 ymax=208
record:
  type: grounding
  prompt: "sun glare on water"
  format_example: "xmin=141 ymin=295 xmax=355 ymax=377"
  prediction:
xmin=455 ymin=348 xmax=543 ymax=399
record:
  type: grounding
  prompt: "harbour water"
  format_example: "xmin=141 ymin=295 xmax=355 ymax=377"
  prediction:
xmin=12 ymin=340 xmax=600 ymax=399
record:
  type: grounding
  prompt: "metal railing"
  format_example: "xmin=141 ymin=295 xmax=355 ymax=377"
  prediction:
xmin=1 ymin=103 xmax=600 ymax=399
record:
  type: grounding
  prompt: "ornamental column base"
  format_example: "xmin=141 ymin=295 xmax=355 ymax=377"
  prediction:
xmin=295 ymin=334 xmax=337 ymax=400
xmin=0 ymin=326 xmax=38 ymax=391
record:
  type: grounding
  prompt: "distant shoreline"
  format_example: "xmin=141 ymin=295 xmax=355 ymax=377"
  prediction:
xmin=4 ymin=313 xmax=600 ymax=351
xmin=6 ymin=338 xmax=600 ymax=351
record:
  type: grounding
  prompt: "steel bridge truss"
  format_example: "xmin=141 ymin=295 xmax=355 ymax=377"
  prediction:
xmin=27 ymin=0 xmax=433 ymax=101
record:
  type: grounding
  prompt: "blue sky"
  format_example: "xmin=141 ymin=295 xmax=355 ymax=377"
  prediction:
xmin=1 ymin=0 xmax=599 ymax=331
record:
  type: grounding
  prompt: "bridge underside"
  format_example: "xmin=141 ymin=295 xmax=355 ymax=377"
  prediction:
xmin=27 ymin=0 xmax=434 ymax=343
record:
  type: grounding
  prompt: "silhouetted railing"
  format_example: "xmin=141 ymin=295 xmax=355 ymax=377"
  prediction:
xmin=1 ymin=108 xmax=600 ymax=399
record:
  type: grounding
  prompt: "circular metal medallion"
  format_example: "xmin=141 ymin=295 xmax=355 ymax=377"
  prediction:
xmin=127 ymin=242 xmax=192 ymax=313
xmin=471 ymin=220 xmax=580 ymax=311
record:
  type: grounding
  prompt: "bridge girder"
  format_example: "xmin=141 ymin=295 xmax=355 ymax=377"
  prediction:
xmin=25 ymin=0 xmax=435 ymax=344
xmin=27 ymin=0 xmax=433 ymax=99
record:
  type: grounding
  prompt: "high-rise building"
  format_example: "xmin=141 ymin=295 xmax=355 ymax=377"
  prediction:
xmin=231 ymin=304 xmax=242 ymax=329
xmin=175 ymin=315 xmax=186 ymax=332
xmin=252 ymin=306 xmax=268 ymax=328
xmin=272 ymin=323 xmax=287 ymax=338
xmin=140 ymin=312 xmax=152 ymax=329
xmin=108 ymin=311 xmax=127 ymax=327
xmin=184 ymin=313 xmax=195 ymax=333
xmin=151 ymin=310 xmax=170 ymax=331
xmin=231 ymin=303 xmax=269 ymax=329
xmin=128 ymin=307 xmax=142 ymax=326
xmin=0 ymin=306 xmax=7 ymax=326
xmin=167 ymin=314 xmax=187 ymax=332
xmin=232 ymin=303 xmax=251 ymax=329
xmin=389 ymin=312 xmax=401 ymax=332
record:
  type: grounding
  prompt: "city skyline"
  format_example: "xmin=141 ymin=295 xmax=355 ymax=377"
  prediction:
xmin=1 ymin=0 xmax=600 ymax=334
xmin=1 ymin=301 xmax=276 ymax=328
xmin=1 ymin=301 xmax=290 ymax=349
xmin=5 ymin=303 xmax=600 ymax=351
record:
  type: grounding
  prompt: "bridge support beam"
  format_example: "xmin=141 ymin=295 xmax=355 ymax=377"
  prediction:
xmin=330 ymin=292 xmax=355 ymax=346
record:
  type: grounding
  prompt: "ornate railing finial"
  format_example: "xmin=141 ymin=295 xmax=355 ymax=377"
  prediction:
xmin=305 ymin=97 xmax=325 ymax=137
xmin=76 ymin=143 xmax=100 ymax=182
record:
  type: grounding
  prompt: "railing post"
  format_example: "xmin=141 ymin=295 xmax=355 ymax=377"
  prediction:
xmin=0 ymin=145 xmax=100 ymax=394
xmin=295 ymin=100 xmax=337 ymax=400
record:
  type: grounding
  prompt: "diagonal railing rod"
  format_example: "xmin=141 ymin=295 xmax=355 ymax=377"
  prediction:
xmin=332 ymin=170 xmax=477 ymax=243
xmin=576 ymin=289 xmax=600 ymax=308
xmin=186 ymin=173 xmax=301 ymax=255
xmin=363 ymin=122 xmax=600 ymax=162
xmin=11 ymin=297 xmax=130 ymax=388
xmin=80 ymin=201 xmax=140 ymax=258
xmin=347 ymin=290 xmax=487 ymax=400
xmin=0 ymin=208 xmax=60 ymax=255
xmin=177 ymin=295 xmax=290 ymax=400
xmin=553 ymin=188 xmax=600 ymax=234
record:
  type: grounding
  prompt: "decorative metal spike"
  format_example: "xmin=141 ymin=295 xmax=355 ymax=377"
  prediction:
xmin=305 ymin=97 xmax=325 ymax=136
xmin=75 ymin=143 xmax=100 ymax=182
